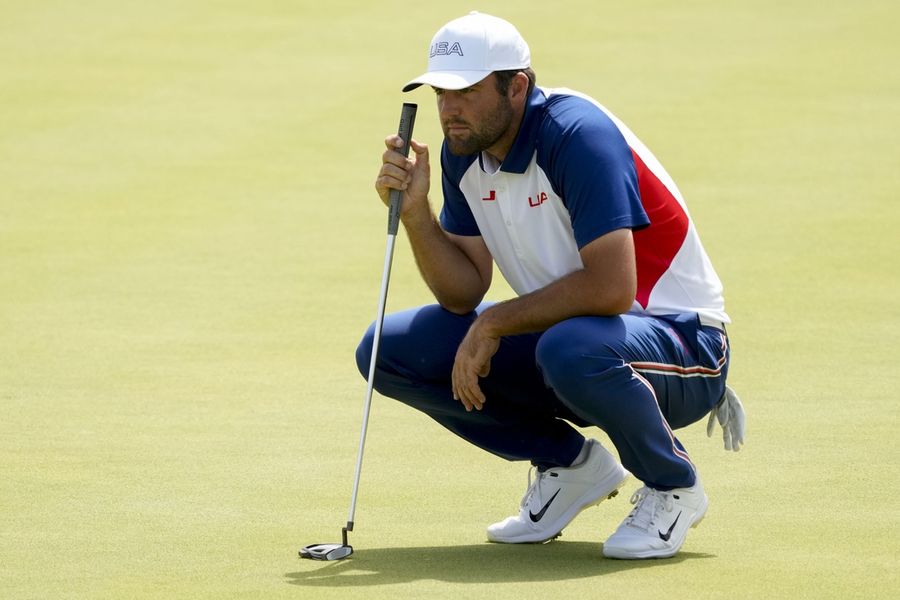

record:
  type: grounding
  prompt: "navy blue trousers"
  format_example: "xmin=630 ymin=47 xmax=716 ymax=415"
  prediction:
xmin=356 ymin=303 xmax=730 ymax=489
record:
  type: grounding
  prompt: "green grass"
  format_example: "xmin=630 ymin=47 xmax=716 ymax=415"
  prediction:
xmin=2 ymin=1 xmax=898 ymax=598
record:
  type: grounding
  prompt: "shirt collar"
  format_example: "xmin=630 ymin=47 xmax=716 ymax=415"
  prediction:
xmin=497 ymin=86 xmax=547 ymax=174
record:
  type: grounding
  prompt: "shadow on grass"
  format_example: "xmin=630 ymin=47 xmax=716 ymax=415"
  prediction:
xmin=285 ymin=541 xmax=714 ymax=587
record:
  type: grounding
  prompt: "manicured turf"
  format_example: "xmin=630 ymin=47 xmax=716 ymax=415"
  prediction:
xmin=2 ymin=1 xmax=897 ymax=598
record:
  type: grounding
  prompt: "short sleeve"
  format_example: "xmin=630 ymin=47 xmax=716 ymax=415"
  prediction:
xmin=538 ymin=97 xmax=649 ymax=248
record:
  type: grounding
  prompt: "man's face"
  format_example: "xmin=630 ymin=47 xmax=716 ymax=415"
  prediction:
xmin=434 ymin=74 xmax=514 ymax=156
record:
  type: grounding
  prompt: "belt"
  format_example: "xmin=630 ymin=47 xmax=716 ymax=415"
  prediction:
xmin=699 ymin=315 xmax=727 ymax=332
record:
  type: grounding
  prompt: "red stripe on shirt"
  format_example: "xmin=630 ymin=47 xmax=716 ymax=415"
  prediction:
xmin=630 ymin=150 xmax=689 ymax=309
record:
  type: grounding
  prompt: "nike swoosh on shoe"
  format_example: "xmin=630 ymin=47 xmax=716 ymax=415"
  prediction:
xmin=658 ymin=511 xmax=682 ymax=541
xmin=529 ymin=489 xmax=561 ymax=523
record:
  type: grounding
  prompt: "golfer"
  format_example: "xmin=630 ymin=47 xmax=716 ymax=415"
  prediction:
xmin=362 ymin=11 xmax=745 ymax=559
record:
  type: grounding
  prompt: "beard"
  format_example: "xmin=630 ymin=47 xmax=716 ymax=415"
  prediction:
xmin=442 ymin=95 xmax=514 ymax=156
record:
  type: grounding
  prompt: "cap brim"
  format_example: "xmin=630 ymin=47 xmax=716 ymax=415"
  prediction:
xmin=402 ymin=70 xmax=492 ymax=93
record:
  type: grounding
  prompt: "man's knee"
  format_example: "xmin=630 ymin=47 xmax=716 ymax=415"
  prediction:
xmin=536 ymin=317 xmax=624 ymax=383
xmin=355 ymin=304 xmax=475 ymax=385
xmin=355 ymin=323 xmax=376 ymax=379
xmin=535 ymin=316 xmax=634 ymax=423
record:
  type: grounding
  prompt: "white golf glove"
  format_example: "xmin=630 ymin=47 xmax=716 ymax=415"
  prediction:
xmin=706 ymin=385 xmax=746 ymax=452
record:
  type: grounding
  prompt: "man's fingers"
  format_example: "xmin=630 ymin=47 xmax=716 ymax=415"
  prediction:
xmin=452 ymin=382 xmax=476 ymax=412
xmin=409 ymin=138 xmax=429 ymax=160
xmin=458 ymin=374 xmax=485 ymax=410
xmin=452 ymin=364 xmax=485 ymax=412
xmin=457 ymin=386 xmax=484 ymax=412
xmin=376 ymin=143 xmax=415 ymax=202
xmin=382 ymin=136 xmax=414 ymax=170
xmin=451 ymin=321 xmax=497 ymax=413
xmin=469 ymin=389 xmax=485 ymax=410
xmin=378 ymin=162 xmax=411 ymax=188
xmin=466 ymin=376 xmax=486 ymax=410
xmin=383 ymin=134 xmax=405 ymax=150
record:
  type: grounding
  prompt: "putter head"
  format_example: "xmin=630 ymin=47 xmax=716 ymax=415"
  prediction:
xmin=299 ymin=543 xmax=353 ymax=561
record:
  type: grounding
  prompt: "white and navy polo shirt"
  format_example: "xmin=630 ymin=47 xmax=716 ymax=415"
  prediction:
xmin=439 ymin=86 xmax=729 ymax=323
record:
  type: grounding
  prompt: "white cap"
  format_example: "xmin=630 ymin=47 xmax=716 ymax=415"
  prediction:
xmin=402 ymin=12 xmax=530 ymax=92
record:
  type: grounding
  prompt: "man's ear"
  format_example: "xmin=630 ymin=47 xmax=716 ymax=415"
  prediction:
xmin=510 ymin=71 xmax=529 ymax=101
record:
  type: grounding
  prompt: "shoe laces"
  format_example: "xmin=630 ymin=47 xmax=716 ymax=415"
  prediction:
xmin=625 ymin=486 xmax=674 ymax=531
xmin=520 ymin=466 xmax=554 ymax=510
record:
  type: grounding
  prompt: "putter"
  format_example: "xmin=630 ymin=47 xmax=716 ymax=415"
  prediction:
xmin=300 ymin=102 xmax=417 ymax=562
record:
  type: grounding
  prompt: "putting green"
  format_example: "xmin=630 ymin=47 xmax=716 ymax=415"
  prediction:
xmin=2 ymin=1 xmax=897 ymax=598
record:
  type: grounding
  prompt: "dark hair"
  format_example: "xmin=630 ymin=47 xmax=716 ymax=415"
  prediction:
xmin=494 ymin=67 xmax=537 ymax=97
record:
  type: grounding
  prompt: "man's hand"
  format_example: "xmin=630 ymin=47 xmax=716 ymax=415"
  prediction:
xmin=375 ymin=136 xmax=430 ymax=217
xmin=452 ymin=318 xmax=500 ymax=411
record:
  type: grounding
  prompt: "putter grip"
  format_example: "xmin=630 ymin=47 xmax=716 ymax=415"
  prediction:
xmin=387 ymin=102 xmax=418 ymax=235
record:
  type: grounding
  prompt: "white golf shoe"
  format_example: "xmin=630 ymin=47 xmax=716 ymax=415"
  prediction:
xmin=486 ymin=439 xmax=630 ymax=543
xmin=602 ymin=477 xmax=708 ymax=559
